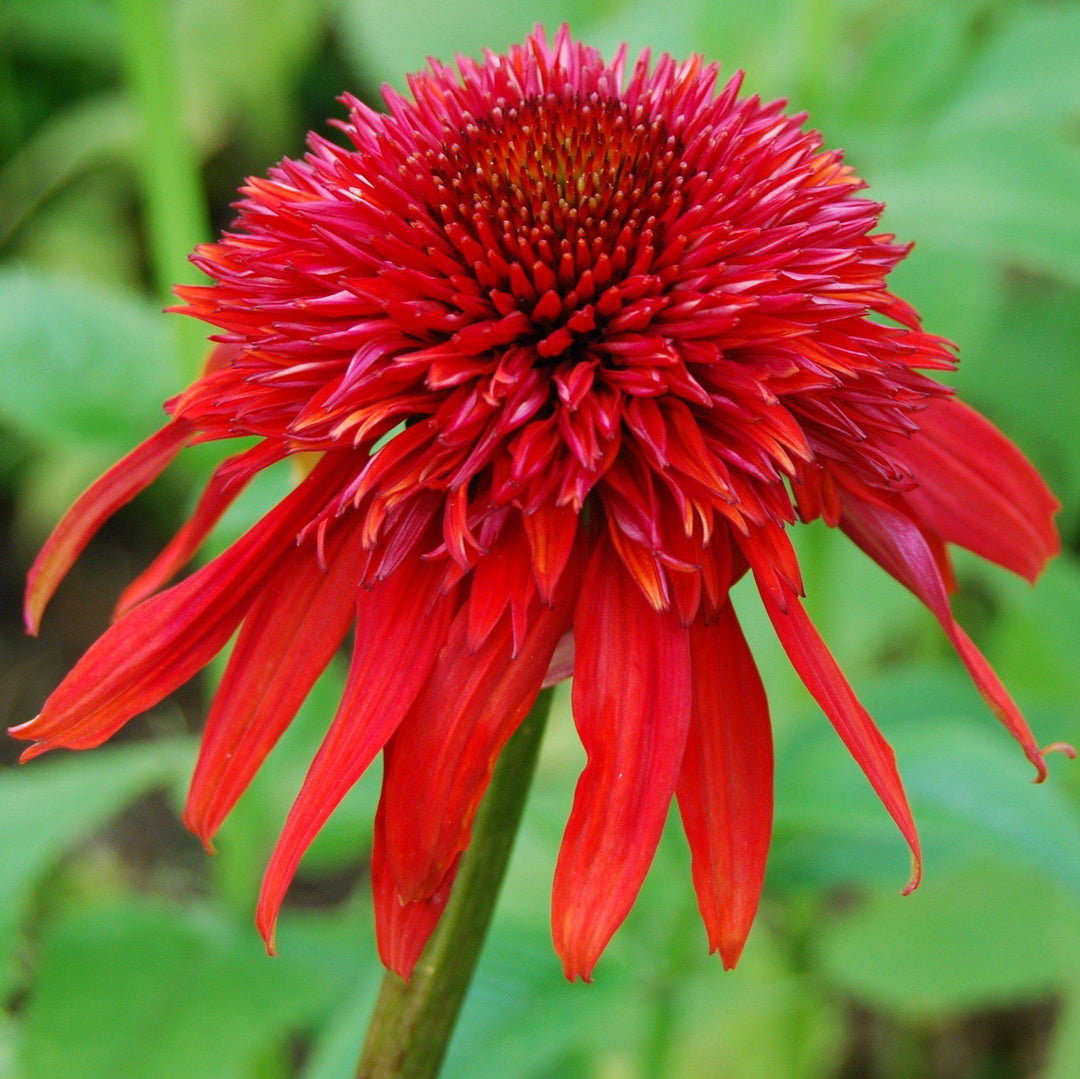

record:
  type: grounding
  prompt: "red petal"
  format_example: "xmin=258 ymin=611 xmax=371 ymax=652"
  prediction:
xmin=890 ymin=398 xmax=1059 ymax=582
xmin=114 ymin=439 xmax=285 ymax=619
xmin=840 ymin=490 xmax=1062 ymax=781
xmin=25 ymin=420 xmax=191 ymax=634
xmin=677 ymin=603 xmax=773 ymax=969
xmin=371 ymin=793 xmax=460 ymax=980
xmin=254 ymin=554 xmax=454 ymax=947
xmin=381 ymin=539 xmax=585 ymax=903
xmin=552 ymin=534 xmax=693 ymax=981
xmin=182 ymin=522 xmax=369 ymax=846
xmin=11 ymin=455 xmax=347 ymax=758
xmin=748 ymin=551 xmax=922 ymax=894
xmin=523 ymin=502 xmax=579 ymax=603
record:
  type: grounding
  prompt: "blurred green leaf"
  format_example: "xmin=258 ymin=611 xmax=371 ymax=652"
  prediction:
xmin=989 ymin=556 xmax=1080 ymax=710
xmin=0 ymin=740 xmax=192 ymax=996
xmin=339 ymin=0 xmax=604 ymax=91
xmin=0 ymin=0 xmax=119 ymax=68
xmin=816 ymin=861 xmax=1077 ymax=1018
xmin=771 ymin=668 xmax=1080 ymax=899
xmin=940 ymin=6 xmax=1080 ymax=133
xmin=20 ymin=899 xmax=371 ymax=1079
xmin=841 ymin=2 xmax=969 ymax=131
xmin=0 ymin=93 xmax=136 ymax=249
xmin=0 ymin=266 xmax=181 ymax=451
xmin=877 ymin=131 xmax=1080 ymax=287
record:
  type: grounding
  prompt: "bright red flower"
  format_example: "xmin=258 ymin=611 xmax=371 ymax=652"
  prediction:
xmin=13 ymin=27 xmax=1068 ymax=981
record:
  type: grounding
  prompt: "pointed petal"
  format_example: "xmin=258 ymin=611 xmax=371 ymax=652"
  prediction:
xmin=748 ymin=551 xmax=922 ymax=893
xmin=25 ymin=421 xmax=191 ymax=634
xmin=552 ymin=535 xmax=693 ymax=981
xmin=677 ymin=603 xmax=773 ymax=969
xmin=114 ymin=440 xmax=285 ymax=619
xmin=11 ymin=455 xmax=347 ymax=758
xmin=182 ymin=522 xmax=368 ymax=846
xmin=254 ymin=555 xmax=454 ymax=947
xmin=371 ymin=794 xmax=460 ymax=980
xmin=840 ymin=490 xmax=1063 ymax=781
xmin=891 ymin=398 xmax=1059 ymax=582
xmin=523 ymin=502 xmax=579 ymax=603
xmin=381 ymin=539 xmax=585 ymax=903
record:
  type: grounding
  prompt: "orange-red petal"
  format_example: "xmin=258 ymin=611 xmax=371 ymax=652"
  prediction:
xmin=552 ymin=534 xmax=693 ymax=981
xmin=677 ymin=603 xmax=773 ymax=969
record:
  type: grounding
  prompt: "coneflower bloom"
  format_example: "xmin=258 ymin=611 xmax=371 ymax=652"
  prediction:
xmin=13 ymin=27 xmax=1066 ymax=981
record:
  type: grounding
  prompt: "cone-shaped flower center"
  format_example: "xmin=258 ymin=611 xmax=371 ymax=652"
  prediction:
xmin=418 ymin=92 xmax=686 ymax=363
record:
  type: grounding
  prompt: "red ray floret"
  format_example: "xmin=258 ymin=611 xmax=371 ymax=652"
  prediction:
xmin=14 ymin=24 xmax=1067 ymax=979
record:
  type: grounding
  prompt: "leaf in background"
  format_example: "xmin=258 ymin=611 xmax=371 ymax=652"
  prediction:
xmin=939 ymin=6 xmax=1080 ymax=133
xmin=876 ymin=131 xmax=1080 ymax=288
xmin=815 ymin=861 xmax=1078 ymax=1018
xmin=19 ymin=900 xmax=373 ymax=1079
xmin=0 ymin=93 xmax=136 ymax=250
xmin=338 ymin=0 xmax=603 ymax=91
xmin=839 ymin=1 xmax=969 ymax=132
xmin=0 ymin=739 xmax=192 ymax=997
xmin=770 ymin=668 xmax=1080 ymax=899
xmin=178 ymin=0 xmax=330 ymax=157
xmin=952 ymin=283 xmax=1080 ymax=526
xmin=988 ymin=556 xmax=1080 ymax=710
xmin=0 ymin=267 xmax=182 ymax=451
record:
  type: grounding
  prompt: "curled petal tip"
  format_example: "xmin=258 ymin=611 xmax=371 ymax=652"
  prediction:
xmin=256 ymin=913 xmax=278 ymax=956
xmin=901 ymin=856 xmax=923 ymax=897
xmin=1036 ymin=742 xmax=1077 ymax=781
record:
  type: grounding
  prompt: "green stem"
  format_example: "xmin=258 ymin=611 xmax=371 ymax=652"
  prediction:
xmin=356 ymin=687 xmax=556 ymax=1079
xmin=117 ymin=0 xmax=212 ymax=374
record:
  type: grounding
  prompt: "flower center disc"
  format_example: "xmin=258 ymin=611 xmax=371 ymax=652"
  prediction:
xmin=414 ymin=93 xmax=688 ymax=361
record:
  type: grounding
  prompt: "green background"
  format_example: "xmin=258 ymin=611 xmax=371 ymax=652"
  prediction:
xmin=1 ymin=0 xmax=1078 ymax=1075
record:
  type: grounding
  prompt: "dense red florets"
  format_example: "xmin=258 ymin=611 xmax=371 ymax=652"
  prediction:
xmin=15 ymin=26 xmax=1066 ymax=983
xmin=172 ymin=31 xmax=956 ymax=615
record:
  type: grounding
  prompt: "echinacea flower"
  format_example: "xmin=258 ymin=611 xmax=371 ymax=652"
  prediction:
xmin=13 ymin=26 xmax=1067 ymax=982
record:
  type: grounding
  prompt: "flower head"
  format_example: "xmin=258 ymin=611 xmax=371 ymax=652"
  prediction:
xmin=13 ymin=27 xmax=1067 ymax=981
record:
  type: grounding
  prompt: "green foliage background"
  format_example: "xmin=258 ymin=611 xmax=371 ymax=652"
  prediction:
xmin=1 ymin=0 xmax=1078 ymax=1076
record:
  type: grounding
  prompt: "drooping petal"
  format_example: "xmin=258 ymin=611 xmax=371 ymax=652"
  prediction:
xmin=11 ymin=455 xmax=348 ymax=759
xmin=889 ymin=398 xmax=1059 ymax=582
xmin=552 ymin=535 xmax=693 ymax=981
xmin=381 ymin=537 xmax=585 ymax=903
xmin=24 ymin=420 xmax=191 ymax=634
xmin=748 ymin=547 xmax=922 ymax=893
xmin=677 ymin=602 xmax=772 ymax=969
xmin=114 ymin=439 xmax=285 ymax=619
xmin=371 ymin=794 xmax=461 ymax=981
xmin=182 ymin=520 xmax=369 ymax=847
xmin=839 ymin=489 xmax=1066 ymax=781
xmin=255 ymin=554 xmax=454 ymax=948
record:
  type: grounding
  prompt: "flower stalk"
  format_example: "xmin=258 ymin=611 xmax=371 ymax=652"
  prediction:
xmin=356 ymin=687 xmax=556 ymax=1078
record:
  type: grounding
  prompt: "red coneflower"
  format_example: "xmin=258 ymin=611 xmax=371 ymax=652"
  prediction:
xmin=13 ymin=26 xmax=1066 ymax=982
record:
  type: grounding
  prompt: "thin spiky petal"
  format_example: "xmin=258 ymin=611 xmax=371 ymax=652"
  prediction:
xmin=182 ymin=520 xmax=369 ymax=847
xmin=839 ymin=488 xmax=1068 ymax=780
xmin=371 ymin=796 xmax=461 ymax=981
xmin=25 ymin=420 xmax=191 ymax=634
xmin=887 ymin=398 xmax=1060 ymax=582
xmin=255 ymin=554 xmax=454 ymax=949
xmin=553 ymin=535 xmax=693 ymax=981
xmin=382 ymin=534 xmax=585 ymax=903
xmin=114 ymin=439 xmax=285 ymax=619
xmin=677 ymin=603 xmax=772 ymax=969
xmin=749 ymin=547 xmax=922 ymax=894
